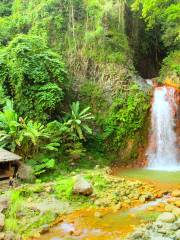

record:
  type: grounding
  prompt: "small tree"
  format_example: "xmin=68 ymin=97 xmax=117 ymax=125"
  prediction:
xmin=66 ymin=101 xmax=94 ymax=141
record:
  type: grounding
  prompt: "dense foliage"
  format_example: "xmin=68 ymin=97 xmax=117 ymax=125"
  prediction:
xmin=104 ymin=84 xmax=150 ymax=152
xmin=0 ymin=0 xmax=178 ymax=173
xmin=0 ymin=34 xmax=66 ymax=120
xmin=0 ymin=2 xmax=179 ymax=239
xmin=132 ymin=0 xmax=180 ymax=81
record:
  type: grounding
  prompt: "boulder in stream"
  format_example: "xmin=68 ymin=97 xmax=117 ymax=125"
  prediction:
xmin=172 ymin=190 xmax=180 ymax=198
xmin=175 ymin=229 xmax=180 ymax=240
xmin=157 ymin=212 xmax=176 ymax=223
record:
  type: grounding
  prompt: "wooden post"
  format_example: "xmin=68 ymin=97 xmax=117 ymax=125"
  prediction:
xmin=8 ymin=162 xmax=13 ymax=177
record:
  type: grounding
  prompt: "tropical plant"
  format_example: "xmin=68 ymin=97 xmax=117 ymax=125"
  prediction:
xmin=66 ymin=101 xmax=94 ymax=141
xmin=45 ymin=120 xmax=70 ymax=145
xmin=0 ymin=84 xmax=7 ymax=107
xmin=17 ymin=120 xmax=49 ymax=157
xmin=0 ymin=99 xmax=20 ymax=151
xmin=29 ymin=155 xmax=56 ymax=176
xmin=0 ymin=100 xmax=56 ymax=157
xmin=66 ymin=142 xmax=86 ymax=161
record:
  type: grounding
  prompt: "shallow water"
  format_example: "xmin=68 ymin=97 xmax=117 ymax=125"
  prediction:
xmin=36 ymin=195 xmax=173 ymax=240
xmin=114 ymin=168 xmax=180 ymax=191
xmin=36 ymin=208 xmax=146 ymax=240
xmin=35 ymin=168 xmax=180 ymax=240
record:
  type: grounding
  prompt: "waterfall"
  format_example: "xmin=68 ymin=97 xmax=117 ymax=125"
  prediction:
xmin=147 ymin=86 xmax=180 ymax=171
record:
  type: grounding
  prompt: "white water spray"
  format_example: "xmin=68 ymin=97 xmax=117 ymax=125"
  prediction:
xmin=147 ymin=86 xmax=180 ymax=171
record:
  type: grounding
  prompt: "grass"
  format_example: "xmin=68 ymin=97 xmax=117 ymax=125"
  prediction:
xmin=40 ymin=150 xmax=114 ymax=182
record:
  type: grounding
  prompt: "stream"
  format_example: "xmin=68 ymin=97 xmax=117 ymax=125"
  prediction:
xmin=36 ymin=192 xmax=178 ymax=240
xmin=36 ymin=168 xmax=180 ymax=240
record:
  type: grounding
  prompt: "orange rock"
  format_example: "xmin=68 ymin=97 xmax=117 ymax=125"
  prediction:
xmin=167 ymin=198 xmax=176 ymax=204
xmin=148 ymin=206 xmax=155 ymax=211
xmin=158 ymin=203 xmax=165 ymax=208
xmin=174 ymin=200 xmax=180 ymax=208
xmin=73 ymin=229 xmax=82 ymax=236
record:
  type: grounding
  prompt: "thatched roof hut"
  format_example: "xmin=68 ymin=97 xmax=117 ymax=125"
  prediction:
xmin=0 ymin=149 xmax=21 ymax=163
xmin=0 ymin=149 xmax=21 ymax=179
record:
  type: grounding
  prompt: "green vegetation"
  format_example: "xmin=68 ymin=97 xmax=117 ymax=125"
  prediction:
xmin=0 ymin=0 xmax=178 ymax=172
xmin=2 ymin=168 xmax=158 ymax=238
xmin=0 ymin=34 xmax=66 ymax=120
xmin=103 ymin=84 xmax=150 ymax=158
xmin=132 ymin=0 xmax=180 ymax=81
xmin=0 ymin=1 xmax=179 ymax=238
xmin=66 ymin=101 xmax=94 ymax=141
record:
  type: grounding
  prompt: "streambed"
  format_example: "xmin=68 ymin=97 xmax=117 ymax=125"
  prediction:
xmin=36 ymin=197 xmax=174 ymax=240
xmin=33 ymin=169 xmax=180 ymax=240
xmin=36 ymin=205 xmax=160 ymax=240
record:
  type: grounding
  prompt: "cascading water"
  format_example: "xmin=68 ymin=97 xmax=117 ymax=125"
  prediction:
xmin=147 ymin=86 xmax=180 ymax=171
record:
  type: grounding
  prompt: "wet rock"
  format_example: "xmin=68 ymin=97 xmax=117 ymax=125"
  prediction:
xmin=73 ymin=175 xmax=93 ymax=196
xmin=0 ymin=233 xmax=5 ymax=240
xmin=94 ymin=199 xmax=110 ymax=207
xmin=27 ymin=197 xmax=71 ymax=215
xmin=172 ymin=207 xmax=180 ymax=217
xmin=115 ymin=202 xmax=122 ymax=210
xmin=175 ymin=200 xmax=180 ymax=208
xmin=154 ymin=221 xmax=164 ymax=228
xmin=94 ymin=211 xmax=103 ymax=218
xmin=165 ymin=204 xmax=176 ymax=212
xmin=157 ymin=212 xmax=176 ymax=223
xmin=127 ymin=210 xmax=180 ymax=240
xmin=17 ymin=163 xmax=34 ymax=180
xmin=73 ymin=229 xmax=82 ymax=236
xmin=175 ymin=219 xmax=180 ymax=228
xmin=0 ymin=213 xmax=5 ymax=231
xmin=172 ymin=190 xmax=180 ymax=198
xmin=3 ymin=232 xmax=17 ymax=240
xmin=128 ymin=229 xmax=144 ymax=239
xmin=139 ymin=196 xmax=146 ymax=203
xmin=175 ymin=229 xmax=180 ymax=240
xmin=0 ymin=194 xmax=9 ymax=212
xmin=40 ymin=224 xmax=50 ymax=234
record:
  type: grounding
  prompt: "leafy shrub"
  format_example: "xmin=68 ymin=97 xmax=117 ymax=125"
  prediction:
xmin=45 ymin=120 xmax=70 ymax=145
xmin=0 ymin=34 xmax=66 ymax=121
xmin=29 ymin=155 xmax=56 ymax=176
xmin=66 ymin=142 xmax=86 ymax=161
xmin=160 ymin=50 xmax=180 ymax=83
xmin=103 ymin=84 xmax=150 ymax=153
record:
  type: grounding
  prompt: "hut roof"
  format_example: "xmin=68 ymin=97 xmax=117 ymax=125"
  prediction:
xmin=0 ymin=149 xmax=21 ymax=163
